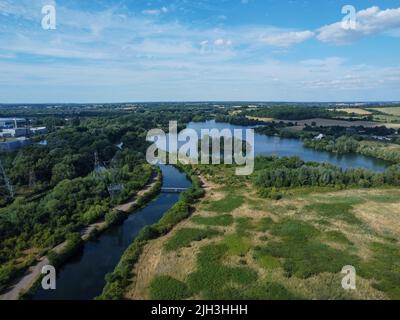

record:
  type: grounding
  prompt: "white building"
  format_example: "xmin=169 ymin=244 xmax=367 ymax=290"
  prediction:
xmin=1 ymin=128 xmax=29 ymax=137
xmin=0 ymin=118 xmax=26 ymax=129
xmin=30 ymin=127 xmax=48 ymax=135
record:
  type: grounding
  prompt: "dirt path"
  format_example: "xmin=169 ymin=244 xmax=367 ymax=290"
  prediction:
xmin=0 ymin=172 xmax=160 ymax=300
xmin=0 ymin=242 xmax=66 ymax=300
xmin=115 ymin=172 xmax=159 ymax=213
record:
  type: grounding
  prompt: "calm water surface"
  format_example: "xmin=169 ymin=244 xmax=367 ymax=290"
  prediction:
xmin=186 ymin=121 xmax=389 ymax=172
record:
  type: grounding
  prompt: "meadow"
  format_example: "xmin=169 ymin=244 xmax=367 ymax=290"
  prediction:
xmin=126 ymin=162 xmax=400 ymax=300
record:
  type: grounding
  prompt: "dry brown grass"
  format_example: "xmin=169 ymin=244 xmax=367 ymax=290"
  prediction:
xmin=354 ymin=202 xmax=400 ymax=237
xmin=246 ymin=116 xmax=274 ymax=122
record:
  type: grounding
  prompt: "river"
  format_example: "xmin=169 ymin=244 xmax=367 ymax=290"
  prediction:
xmin=32 ymin=165 xmax=191 ymax=300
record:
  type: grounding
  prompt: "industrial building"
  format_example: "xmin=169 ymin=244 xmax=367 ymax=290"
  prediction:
xmin=0 ymin=118 xmax=27 ymax=129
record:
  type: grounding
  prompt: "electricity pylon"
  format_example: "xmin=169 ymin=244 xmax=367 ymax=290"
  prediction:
xmin=0 ymin=158 xmax=14 ymax=199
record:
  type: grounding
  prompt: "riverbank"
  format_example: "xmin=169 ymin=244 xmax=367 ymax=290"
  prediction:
xmin=97 ymin=165 xmax=204 ymax=300
xmin=0 ymin=170 xmax=162 ymax=300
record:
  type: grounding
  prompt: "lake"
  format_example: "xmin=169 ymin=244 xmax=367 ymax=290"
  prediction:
xmin=186 ymin=121 xmax=389 ymax=172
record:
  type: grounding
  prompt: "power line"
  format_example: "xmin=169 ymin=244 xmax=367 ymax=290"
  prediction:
xmin=0 ymin=158 xmax=14 ymax=199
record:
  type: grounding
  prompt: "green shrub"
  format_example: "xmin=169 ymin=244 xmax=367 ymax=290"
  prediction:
xmin=98 ymin=240 xmax=145 ymax=300
xmin=304 ymin=202 xmax=362 ymax=225
xmin=359 ymin=242 xmax=400 ymax=299
xmin=241 ymin=282 xmax=299 ymax=300
xmin=165 ymin=228 xmax=220 ymax=252
xmin=253 ymin=249 xmax=281 ymax=270
xmin=207 ymin=194 xmax=244 ymax=213
xmin=222 ymin=234 xmax=252 ymax=256
xmin=105 ymin=209 xmax=127 ymax=226
xmin=262 ymin=219 xmax=360 ymax=278
xmin=82 ymin=204 xmax=108 ymax=224
xmin=192 ymin=214 xmax=234 ymax=227
xmin=187 ymin=244 xmax=258 ymax=299
xmin=235 ymin=217 xmax=254 ymax=235
xmin=256 ymin=217 xmax=274 ymax=232
xmin=149 ymin=276 xmax=191 ymax=300
xmin=324 ymin=231 xmax=353 ymax=246
xmin=155 ymin=201 xmax=190 ymax=234
xmin=48 ymin=233 xmax=83 ymax=268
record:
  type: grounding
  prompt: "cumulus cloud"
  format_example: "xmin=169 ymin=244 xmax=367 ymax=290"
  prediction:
xmin=317 ymin=6 xmax=400 ymax=44
xmin=260 ymin=30 xmax=315 ymax=47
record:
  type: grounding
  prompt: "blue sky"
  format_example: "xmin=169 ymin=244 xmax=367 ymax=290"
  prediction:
xmin=0 ymin=0 xmax=400 ymax=103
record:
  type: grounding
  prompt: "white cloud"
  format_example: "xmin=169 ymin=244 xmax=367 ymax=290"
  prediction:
xmin=214 ymin=39 xmax=232 ymax=46
xmin=260 ymin=30 xmax=315 ymax=47
xmin=142 ymin=6 xmax=169 ymax=16
xmin=317 ymin=6 xmax=400 ymax=44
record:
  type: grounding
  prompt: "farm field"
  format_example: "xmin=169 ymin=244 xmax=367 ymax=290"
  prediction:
xmin=247 ymin=115 xmax=400 ymax=129
xmin=124 ymin=167 xmax=400 ymax=300
xmin=333 ymin=108 xmax=372 ymax=115
xmin=370 ymin=107 xmax=400 ymax=116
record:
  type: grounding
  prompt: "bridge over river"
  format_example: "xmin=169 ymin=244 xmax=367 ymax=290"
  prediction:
xmin=161 ymin=187 xmax=189 ymax=193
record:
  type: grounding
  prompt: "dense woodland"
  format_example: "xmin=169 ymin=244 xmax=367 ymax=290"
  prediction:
xmin=254 ymin=156 xmax=400 ymax=198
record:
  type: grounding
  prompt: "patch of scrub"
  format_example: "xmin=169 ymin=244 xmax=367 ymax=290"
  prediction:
xmin=149 ymin=276 xmax=191 ymax=300
xmin=359 ymin=242 xmax=400 ymax=300
xmin=187 ymin=244 xmax=258 ymax=299
xmin=222 ymin=234 xmax=252 ymax=256
xmin=253 ymin=248 xmax=281 ymax=270
xmin=191 ymin=214 xmax=234 ymax=227
xmin=235 ymin=217 xmax=255 ymax=235
xmin=304 ymin=202 xmax=362 ymax=225
xmin=263 ymin=219 xmax=360 ymax=278
xmin=164 ymin=228 xmax=221 ymax=252
xmin=323 ymin=230 xmax=353 ymax=246
xmin=218 ymin=281 xmax=299 ymax=300
xmin=366 ymin=194 xmax=400 ymax=203
xmin=206 ymin=193 xmax=245 ymax=213
xmin=256 ymin=217 xmax=275 ymax=232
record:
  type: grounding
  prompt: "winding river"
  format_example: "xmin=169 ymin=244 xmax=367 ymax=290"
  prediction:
xmin=31 ymin=120 xmax=388 ymax=300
